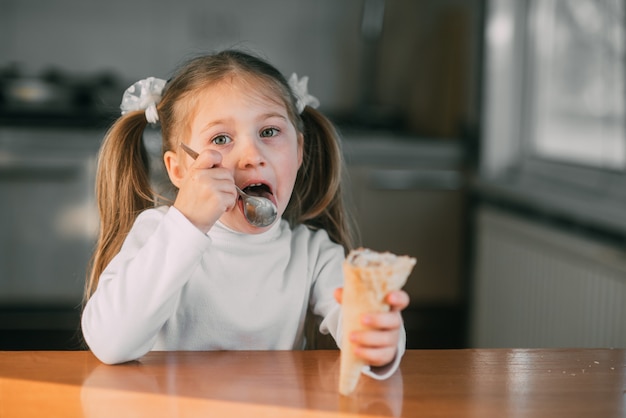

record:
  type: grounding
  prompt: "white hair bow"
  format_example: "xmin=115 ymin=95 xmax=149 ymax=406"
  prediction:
xmin=288 ymin=73 xmax=320 ymax=113
xmin=120 ymin=77 xmax=167 ymax=124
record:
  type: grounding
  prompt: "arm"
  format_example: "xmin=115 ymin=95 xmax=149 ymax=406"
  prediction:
xmin=81 ymin=207 xmax=210 ymax=364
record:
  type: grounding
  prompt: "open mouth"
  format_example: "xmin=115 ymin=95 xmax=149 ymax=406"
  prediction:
xmin=241 ymin=183 xmax=273 ymax=201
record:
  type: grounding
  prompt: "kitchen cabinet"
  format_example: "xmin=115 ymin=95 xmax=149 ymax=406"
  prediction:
xmin=0 ymin=126 xmax=102 ymax=349
xmin=342 ymin=134 xmax=468 ymax=348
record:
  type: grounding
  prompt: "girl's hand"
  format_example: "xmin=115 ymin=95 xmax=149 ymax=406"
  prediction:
xmin=334 ymin=288 xmax=410 ymax=367
xmin=173 ymin=149 xmax=237 ymax=233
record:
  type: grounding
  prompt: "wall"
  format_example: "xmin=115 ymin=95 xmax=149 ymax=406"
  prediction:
xmin=0 ymin=0 xmax=482 ymax=137
xmin=471 ymin=206 xmax=626 ymax=348
xmin=0 ymin=0 xmax=360 ymax=113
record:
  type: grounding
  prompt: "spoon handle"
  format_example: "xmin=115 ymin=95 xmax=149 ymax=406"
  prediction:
xmin=180 ymin=142 xmax=199 ymax=160
xmin=235 ymin=186 xmax=246 ymax=197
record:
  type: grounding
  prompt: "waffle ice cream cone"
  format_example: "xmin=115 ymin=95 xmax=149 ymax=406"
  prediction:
xmin=339 ymin=248 xmax=416 ymax=396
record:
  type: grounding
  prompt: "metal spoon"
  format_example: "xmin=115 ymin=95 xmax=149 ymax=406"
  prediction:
xmin=179 ymin=143 xmax=278 ymax=227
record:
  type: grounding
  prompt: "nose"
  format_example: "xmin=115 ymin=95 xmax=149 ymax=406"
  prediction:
xmin=237 ymin=137 xmax=266 ymax=169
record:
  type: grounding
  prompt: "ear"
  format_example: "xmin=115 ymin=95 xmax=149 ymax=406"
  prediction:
xmin=163 ymin=150 xmax=185 ymax=189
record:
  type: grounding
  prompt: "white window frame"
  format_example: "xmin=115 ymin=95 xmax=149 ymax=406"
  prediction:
xmin=479 ymin=0 xmax=626 ymax=236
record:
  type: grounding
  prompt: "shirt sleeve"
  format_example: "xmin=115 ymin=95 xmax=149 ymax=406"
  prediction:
xmin=81 ymin=207 xmax=210 ymax=364
xmin=306 ymin=229 xmax=345 ymax=345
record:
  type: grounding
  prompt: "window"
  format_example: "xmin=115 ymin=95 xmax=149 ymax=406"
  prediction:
xmin=527 ymin=0 xmax=625 ymax=170
xmin=480 ymin=0 xmax=626 ymax=236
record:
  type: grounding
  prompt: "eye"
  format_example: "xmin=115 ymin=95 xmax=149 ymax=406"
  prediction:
xmin=212 ymin=134 xmax=232 ymax=145
xmin=260 ymin=127 xmax=279 ymax=138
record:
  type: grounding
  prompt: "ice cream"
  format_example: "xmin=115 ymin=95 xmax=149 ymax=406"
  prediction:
xmin=339 ymin=248 xmax=416 ymax=395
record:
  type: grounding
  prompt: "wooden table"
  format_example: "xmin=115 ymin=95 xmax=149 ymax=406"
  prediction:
xmin=0 ymin=349 xmax=624 ymax=417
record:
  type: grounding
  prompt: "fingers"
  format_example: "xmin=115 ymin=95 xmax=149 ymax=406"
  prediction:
xmin=361 ymin=310 xmax=403 ymax=330
xmin=352 ymin=345 xmax=397 ymax=367
xmin=175 ymin=149 xmax=237 ymax=232
xmin=350 ymin=325 xmax=400 ymax=367
xmin=351 ymin=322 xmax=400 ymax=346
xmin=386 ymin=290 xmax=410 ymax=312
xmin=353 ymin=310 xmax=402 ymax=355
xmin=339 ymin=289 xmax=409 ymax=368
xmin=189 ymin=150 xmax=237 ymax=208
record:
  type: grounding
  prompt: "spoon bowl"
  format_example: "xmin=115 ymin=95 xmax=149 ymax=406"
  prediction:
xmin=179 ymin=143 xmax=278 ymax=227
xmin=236 ymin=187 xmax=277 ymax=227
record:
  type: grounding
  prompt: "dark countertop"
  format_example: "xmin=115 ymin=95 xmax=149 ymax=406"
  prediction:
xmin=341 ymin=131 xmax=466 ymax=168
xmin=473 ymin=172 xmax=626 ymax=246
xmin=0 ymin=109 xmax=117 ymax=129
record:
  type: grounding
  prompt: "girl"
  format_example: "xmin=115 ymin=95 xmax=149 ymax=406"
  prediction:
xmin=81 ymin=50 xmax=409 ymax=380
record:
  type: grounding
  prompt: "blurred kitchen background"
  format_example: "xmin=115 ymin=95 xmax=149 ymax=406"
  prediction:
xmin=1 ymin=0 xmax=625 ymax=350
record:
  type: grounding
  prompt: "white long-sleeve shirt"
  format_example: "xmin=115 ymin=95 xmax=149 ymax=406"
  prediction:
xmin=82 ymin=206 xmax=404 ymax=378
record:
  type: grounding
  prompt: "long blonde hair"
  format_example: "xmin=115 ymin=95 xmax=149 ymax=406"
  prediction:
xmin=84 ymin=50 xmax=354 ymax=303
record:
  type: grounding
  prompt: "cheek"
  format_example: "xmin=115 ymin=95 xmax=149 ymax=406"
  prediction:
xmin=297 ymin=134 xmax=304 ymax=168
xmin=282 ymin=148 xmax=302 ymax=180
xmin=274 ymin=149 xmax=300 ymax=202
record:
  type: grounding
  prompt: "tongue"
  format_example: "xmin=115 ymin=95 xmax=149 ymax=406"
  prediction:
xmin=245 ymin=186 xmax=272 ymax=200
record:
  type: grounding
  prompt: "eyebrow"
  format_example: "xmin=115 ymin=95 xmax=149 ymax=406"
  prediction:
xmin=259 ymin=112 xmax=289 ymax=122
xmin=199 ymin=113 xmax=288 ymax=134
xmin=199 ymin=120 xmax=226 ymax=133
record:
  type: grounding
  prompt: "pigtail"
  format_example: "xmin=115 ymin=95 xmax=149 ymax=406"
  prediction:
xmin=287 ymin=107 xmax=356 ymax=253
xmin=83 ymin=111 xmax=154 ymax=303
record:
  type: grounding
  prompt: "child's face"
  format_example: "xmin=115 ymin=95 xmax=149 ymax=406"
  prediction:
xmin=183 ymin=77 xmax=302 ymax=233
